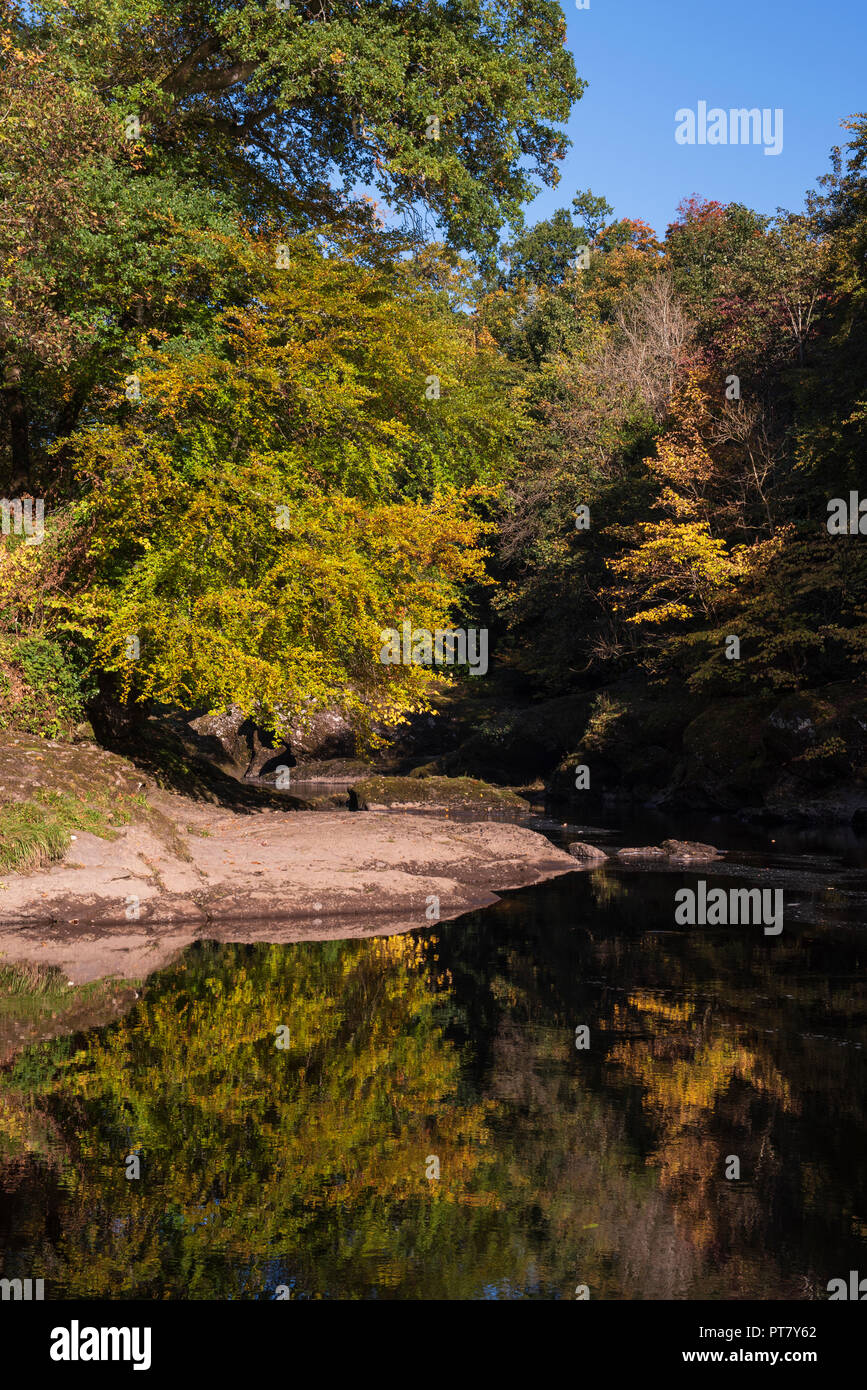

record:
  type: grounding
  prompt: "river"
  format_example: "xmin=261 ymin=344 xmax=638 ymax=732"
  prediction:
xmin=1 ymin=807 xmax=865 ymax=1299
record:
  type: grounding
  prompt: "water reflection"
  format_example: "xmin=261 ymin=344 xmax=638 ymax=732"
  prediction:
xmin=1 ymin=864 xmax=866 ymax=1299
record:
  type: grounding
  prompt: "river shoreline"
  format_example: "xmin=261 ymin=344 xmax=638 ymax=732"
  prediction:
xmin=0 ymin=778 xmax=577 ymax=982
xmin=2 ymin=728 xmax=865 ymax=989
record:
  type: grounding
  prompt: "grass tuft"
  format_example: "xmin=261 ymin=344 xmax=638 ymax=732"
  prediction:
xmin=0 ymin=960 xmax=64 ymax=997
xmin=0 ymin=790 xmax=134 ymax=873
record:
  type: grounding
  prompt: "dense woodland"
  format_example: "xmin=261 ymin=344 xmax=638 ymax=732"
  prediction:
xmin=1 ymin=1 xmax=865 ymax=808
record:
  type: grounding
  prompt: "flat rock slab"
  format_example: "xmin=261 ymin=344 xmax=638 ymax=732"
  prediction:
xmin=0 ymin=801 xmax=577 ymax=983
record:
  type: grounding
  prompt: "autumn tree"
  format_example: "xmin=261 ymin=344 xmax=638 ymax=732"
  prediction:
xmin=7 ymin=229 xmax=521 ymax=736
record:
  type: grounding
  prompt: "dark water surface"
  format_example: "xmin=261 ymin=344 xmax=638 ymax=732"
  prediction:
xmin=1 ymin=811 xmax=866 ymax=1300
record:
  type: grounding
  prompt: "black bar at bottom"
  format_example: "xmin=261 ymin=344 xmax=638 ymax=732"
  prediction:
xmin=3 ymin=1297 xmax=862 ymax=1377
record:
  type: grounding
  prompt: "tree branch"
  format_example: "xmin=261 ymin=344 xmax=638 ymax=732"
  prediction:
xmin=159 ymin=38 xmax=222 ymax=95
xmin=160 ymin=40 xmax=258 ymax=98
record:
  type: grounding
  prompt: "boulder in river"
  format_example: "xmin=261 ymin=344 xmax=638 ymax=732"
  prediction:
xmin=613 ymin=840 xmax=721 ymax=862
xmin=567 ymin=842 xmax=609 ymax=862
xmin=659 ymin=838 xmax=721 ymax=860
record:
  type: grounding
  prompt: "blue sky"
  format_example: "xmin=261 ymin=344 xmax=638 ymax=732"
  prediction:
xmin=526 ymin=0 xmax=867 ymax=237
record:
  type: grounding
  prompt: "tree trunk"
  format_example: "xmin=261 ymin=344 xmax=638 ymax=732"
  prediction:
xmin=1 ymin=361 xmax=31 ymax=491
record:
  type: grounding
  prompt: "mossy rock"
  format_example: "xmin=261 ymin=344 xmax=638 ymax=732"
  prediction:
xmin=291 ymin=758 xmax=376 ymax=782
xmin=407 ymin=761 xmax=440 ymax=779
xmin=680 ymin=698 xmax=772 ymax=799
xmin=545 ymin=685 xmax=699 ymax=800
xmin=0 ymin=735 xmax=155 ymax=873
xmin=764 ymin=684 xmax=867 ymax=791
xmin=762 ymin=692 xmax=832 ymax=760
xmin=350 ymin=775 xmax=530 ymax=811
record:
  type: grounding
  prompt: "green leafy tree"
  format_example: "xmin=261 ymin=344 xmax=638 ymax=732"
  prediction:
xmin=31 ymin=0 xmax=582 ymax=263
xmin=35 ymin=229 xmax=522 ymax=735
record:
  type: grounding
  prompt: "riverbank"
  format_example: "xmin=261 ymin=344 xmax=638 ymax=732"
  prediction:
xmin=0 ymin=736 xmax=576 ymax=984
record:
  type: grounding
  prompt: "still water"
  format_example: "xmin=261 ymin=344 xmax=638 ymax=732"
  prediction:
xmin=1 ymin=812 xmax=866 ymax=1299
